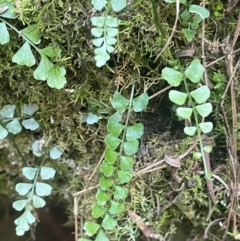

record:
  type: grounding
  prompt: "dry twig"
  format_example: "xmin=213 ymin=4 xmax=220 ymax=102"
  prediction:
xmin=220 ymin=12 xmax=240 ymax=238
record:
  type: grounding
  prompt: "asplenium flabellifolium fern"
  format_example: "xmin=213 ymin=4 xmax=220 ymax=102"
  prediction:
xmin=91 ymin=0 xmax=127 ymax=67
xmin=0 ymin=102 xmax=63 ymax=235
xmin=162 ymin=59 xmax=213 ymax=179
xmin=164 ymin=0 xmax=210 ymax=42
xmin=13 ymin=166 xmax=56 ymax=236
xmin=80 ymin=86 xmax=148 ymax=241
xmin=13 ymin=143 xmax=63 ymax=236
xmin=180 ymin=4 xmax=209 ymax=42
xmin=0 ymin=2 xmax=66 ymax=89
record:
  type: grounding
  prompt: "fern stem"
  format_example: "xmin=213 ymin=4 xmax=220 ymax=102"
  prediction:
xmin=28 ymin=153 xmax=48 ymax=201
xmin=178 ymin=59 xmax=210 ymax=180
xmin=0 ymin=118 xmax=27 ymax=166
xmin=8 ymin=133 xmax=27 ymax=166
xmin=118 ymin=84 xmax=135 ymax=156
xmin=0 ymin=17 xmax=40 ymax=52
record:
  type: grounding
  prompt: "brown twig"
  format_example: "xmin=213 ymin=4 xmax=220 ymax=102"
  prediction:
xmin=220 ymin=13 xmax=240 ymax=238
xmin=201 ymin=0 xmax=214 ymax=89
xmin=87 ymin=151 xmax=105 ymax=181
xmin=226 ymin=0 xmax=240 ymax=13
xmin=72 ymin=184 xmax=100 ymax=241
xmin=148 ymin=85 xmax=172 ymax=100
xmin=134 ymin=135 xmax=201 ymax=176
xmin=128 ymin=210 xmax=165 ymax=241
xmin=204 ymin=218 xmax=225 ymax=239
xmin=204 ymin=151 xmax=217 ymax=204
xmin=206 ymin=47 xmax=240 ymax=68
xmin=73 ymin=184 xmax=99 ymax=197
xmin=73 ymin=196 xmax=79 ymax=241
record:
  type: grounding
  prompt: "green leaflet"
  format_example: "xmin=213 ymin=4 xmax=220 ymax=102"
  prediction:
xmin=12 ymin=42 xmax=36 ymax=67
xmin=0 ymin=22 xmax=9 ymax=44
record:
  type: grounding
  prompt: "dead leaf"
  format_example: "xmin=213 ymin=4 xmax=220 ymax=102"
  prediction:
xmin=164 ymin=154 xmax=181 ymax=168
xmin=172 ymin=169 xmax=182 ymax=183
xmin=128 ymin=210 xmax=152 ymax=237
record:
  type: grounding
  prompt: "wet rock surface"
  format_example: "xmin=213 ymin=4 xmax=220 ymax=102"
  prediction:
xmin=0 ymin=196 xmax=74 ymax=241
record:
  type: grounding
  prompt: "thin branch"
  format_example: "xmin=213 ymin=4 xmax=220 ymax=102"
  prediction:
xmin=154 ymin=0 xmax=180 ymax=62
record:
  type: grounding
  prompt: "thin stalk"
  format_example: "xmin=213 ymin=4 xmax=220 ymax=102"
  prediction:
xmin=8 ymin=133 xmax=27 ymax=166
xmin=118 ymin=84 xmax=135 ymax=156
xmin=102 ymin=1 xmax=117 ymax=54
xmin=28 ymin=153 xmax=48 ymax=202
xmin=0 ymin=119 xmax=27 ymax=166
xmin=0 ymin=17 xmax=40 ymax=52
xmin=149 ymin=0 xmax=166 ymax=43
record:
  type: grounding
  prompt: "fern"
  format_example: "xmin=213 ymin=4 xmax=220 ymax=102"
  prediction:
xmin=91 ymin=0 xmax=127 ymax=67
xmin=80 ymin=86 xmax=148 ymax=241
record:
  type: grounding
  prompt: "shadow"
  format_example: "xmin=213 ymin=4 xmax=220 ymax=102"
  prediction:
xmin=0 ymin=196 xmax=74 ymax=241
